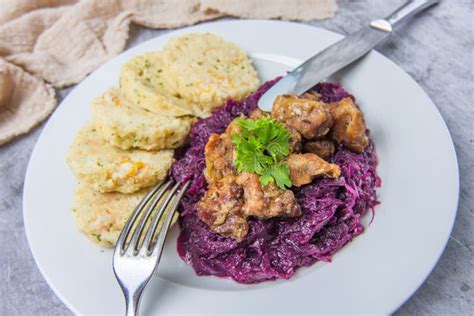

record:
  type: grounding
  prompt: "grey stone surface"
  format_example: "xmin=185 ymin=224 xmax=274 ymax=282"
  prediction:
xmin=1 ymin=0 xmax=472 ymax=315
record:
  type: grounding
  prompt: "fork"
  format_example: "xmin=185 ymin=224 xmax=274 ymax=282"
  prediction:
xmin=113 ymin=178 xmax=190 ymax=316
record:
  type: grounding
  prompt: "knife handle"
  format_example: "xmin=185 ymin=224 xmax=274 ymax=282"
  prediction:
xmin=385 ymin=0 xmax=440 ymax=27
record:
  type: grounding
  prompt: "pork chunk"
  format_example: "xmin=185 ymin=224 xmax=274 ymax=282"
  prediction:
xmin=204 ymin=133 xmax=236 ymax=183
xmin=225 ymin=118 xmax=242 ymax=136
xmin=288 ymin=153 xmax=340 ymax=187
xmin=249 ymin=108 xmax=269 ymax=119
xmin=301 ymin=91 xmax=322 ymax=101
xmin=327 ymin=97 xmax=368 ymax=153
xmin=272 ymin=95 xmax=333 ymax=139
xmin=197 ymin=175 xmax=248 ymax=240
xmin=236 ymin=172 xmax=301 ymax=219
xmin=287 ymin=126 xmax=302 ymax=153
xmin=303 ymin=139 xmax=335 ymax=160
xmin=197 ymin=173 xmax=301 ymax=240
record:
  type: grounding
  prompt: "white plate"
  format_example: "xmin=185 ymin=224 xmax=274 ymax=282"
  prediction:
xmin=23 ymin=20 xmax=459 ymax=315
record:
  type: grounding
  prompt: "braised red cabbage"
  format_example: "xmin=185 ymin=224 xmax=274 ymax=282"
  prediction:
xmin=171 ymin=79 xmax=381 ymax=284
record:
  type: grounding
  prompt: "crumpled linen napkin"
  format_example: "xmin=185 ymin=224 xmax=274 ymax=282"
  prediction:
xmin=0 ymin=0 xmax=337 ymax=145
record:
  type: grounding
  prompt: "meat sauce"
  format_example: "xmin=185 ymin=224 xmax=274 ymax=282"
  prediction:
xmin=197 ymin=89 xmax=368 ymax=240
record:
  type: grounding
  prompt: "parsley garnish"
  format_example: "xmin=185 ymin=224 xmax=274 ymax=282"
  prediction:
xmin=232 ymin=117 xmax=292 ymax=189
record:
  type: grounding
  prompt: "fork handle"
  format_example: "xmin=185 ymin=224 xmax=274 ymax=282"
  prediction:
xmin=125 ymin=289 xmax=143 ymax=316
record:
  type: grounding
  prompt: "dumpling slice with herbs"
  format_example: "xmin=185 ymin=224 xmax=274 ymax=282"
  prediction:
xmin=72 ymin=185 xmax=177 ymax=247
xmin=119 ymin=52 xmax=198 ymax=117
xmin=67 ymin=124 xmax=173 ymax=194
xmin=161 ymin=32 xmax=260 ymax=116
xmin=92 ymin=87 xmax=194 ymax=151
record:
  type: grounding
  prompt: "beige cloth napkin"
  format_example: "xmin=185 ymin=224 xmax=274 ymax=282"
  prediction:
xmin=0 ymin=0 xmax=337 ymax=145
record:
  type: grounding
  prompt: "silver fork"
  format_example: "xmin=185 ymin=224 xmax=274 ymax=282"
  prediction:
xmin=113 ymin=178 xmax=190 ymax=316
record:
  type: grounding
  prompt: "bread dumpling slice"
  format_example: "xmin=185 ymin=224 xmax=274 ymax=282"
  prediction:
xmin=67 ymin=124 xmax=173 ymax=194
xmin=119 ymin=52 xmax=197 ymax=117
xmin=161 ymin=32 xmax=260 ymax=116
xmin=72 ymin=185 xmax=177 ymax=247
xmin=92 ymin=88 xmax=194 ymax=151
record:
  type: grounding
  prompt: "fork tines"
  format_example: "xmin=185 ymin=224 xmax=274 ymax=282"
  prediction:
xmin=115 ymin=178 xmax=189 ymax=256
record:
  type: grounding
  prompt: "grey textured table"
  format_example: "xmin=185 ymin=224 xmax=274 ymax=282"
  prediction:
xmin=1 ymin=1 xmax=472 ymax=315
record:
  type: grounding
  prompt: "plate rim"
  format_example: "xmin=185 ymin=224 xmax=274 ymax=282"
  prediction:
xmin=22 ymin=19 xmax=460 ymax=315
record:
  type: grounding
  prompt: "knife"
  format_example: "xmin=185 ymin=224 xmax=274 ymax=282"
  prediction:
xmin=257 ymin=0 xmax=440 ymax=111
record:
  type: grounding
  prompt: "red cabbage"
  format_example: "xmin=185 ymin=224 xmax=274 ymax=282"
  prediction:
xmin=171 ymin=79 xmax=381 ymax=284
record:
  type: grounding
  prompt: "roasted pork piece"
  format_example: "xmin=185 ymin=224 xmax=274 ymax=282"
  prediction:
xmin=287 ymin=153 xmax=340 ymax=187
xmin=236 ymin=172 xmax=301 ymax=219
xmin=197 ymin=173 xmax=301 ymax=240
xmin=204 ymin=133 xmax=236 ymax=183
xmin=197 ymin=175 xmax=248 ymax=240
xmin=327 ymin=97 xmax=368 ymax=153
xmin=303 ymin=139 xmax=336 ymax=160
xmin=271 ymin=95 xmax=333 ymax=139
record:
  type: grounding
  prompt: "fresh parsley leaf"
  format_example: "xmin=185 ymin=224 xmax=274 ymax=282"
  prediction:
xmin=235 ymin=118 xmax=258 ymax=131
xmin=232 ymin=117 xmax=292 ymax=189
xmin=271 ymin=163 xmax=292 ymax=189
xmin=260 ymin=166 xmax=274 ymax=186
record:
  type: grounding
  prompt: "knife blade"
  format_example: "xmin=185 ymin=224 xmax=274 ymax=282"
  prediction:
xmin=257 ymin=0 xmax=440 ymax=111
